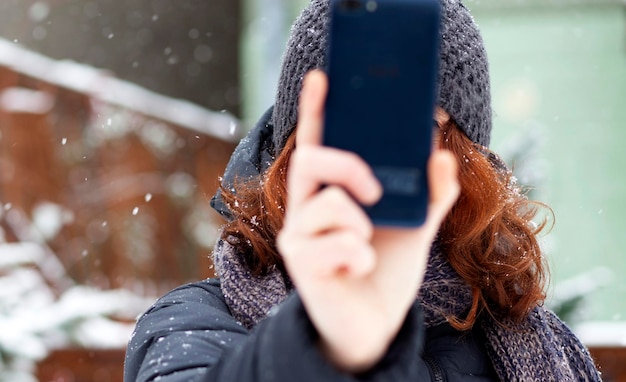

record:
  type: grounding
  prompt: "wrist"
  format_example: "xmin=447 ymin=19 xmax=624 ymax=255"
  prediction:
xmin=318 ymin=336 xmax=389 ymax=373
xmin=317 ymin=316 xmax=401 ymax=373
xmin=316 ymin=301 xmax=424 ymax=374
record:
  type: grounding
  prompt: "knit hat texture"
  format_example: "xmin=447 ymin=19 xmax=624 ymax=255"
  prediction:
xmin=271 ymin=0 xmax=492 ymax=154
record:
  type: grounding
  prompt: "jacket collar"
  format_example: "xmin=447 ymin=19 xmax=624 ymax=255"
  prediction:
xmin=210 ymin=107 xmax=276 ymax=221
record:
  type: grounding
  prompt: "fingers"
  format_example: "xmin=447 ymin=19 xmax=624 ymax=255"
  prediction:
xmin=291 ymin=186 xmax=374 ymax=239
xmin=288 ymin=70 xmax=381 ymax=212
xmin=280 ymin=70 xmax=381 ymax=281
xmin=287 ymin=145 xmax=382 ymax=211
xmin=296 ymin=70 xmax=327 ymax=147
xmin=279 ymin=229 xmax=376 ymax=280
xmin=279 ymin=186 xmax=376 ymax=279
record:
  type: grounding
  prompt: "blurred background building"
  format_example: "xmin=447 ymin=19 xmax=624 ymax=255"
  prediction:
xmin=0 ymin=0 xmax=241 ymax=115
xmin=0 ymin=0 xmax=624 ymax=380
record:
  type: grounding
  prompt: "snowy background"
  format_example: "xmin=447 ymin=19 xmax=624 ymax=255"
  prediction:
xmin=0 ymin=30 xmax=241 ymax=381
xmin=0 ymin=1 xmax=625 ymax=381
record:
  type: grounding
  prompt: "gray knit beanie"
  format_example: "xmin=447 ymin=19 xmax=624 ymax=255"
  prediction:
xmin=271 ymin=0 xmax=492 ymax=154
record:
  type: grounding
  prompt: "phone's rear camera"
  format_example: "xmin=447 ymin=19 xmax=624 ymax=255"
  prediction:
xmin=365 ymin=1 xmax=378 ymax=12
xmin=339 ymin=0 xmax=363 ymax=12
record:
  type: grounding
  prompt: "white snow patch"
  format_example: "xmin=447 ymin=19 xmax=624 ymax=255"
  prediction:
xmin=575 ymin=321 xmax=626 ymax=347
xmin=32 ymin=202 xmax=74 ymax=241
xmin=0 ymin=242 xmax=46 ymax=269
xmin=0 ymin=87 xmax=54 ymax=114
xmin=71 ymin=317 xmax=136 ymax=349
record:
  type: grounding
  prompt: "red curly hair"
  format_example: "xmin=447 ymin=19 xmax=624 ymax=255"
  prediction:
xmin=219 ymin=116 xmax=549 ymax=329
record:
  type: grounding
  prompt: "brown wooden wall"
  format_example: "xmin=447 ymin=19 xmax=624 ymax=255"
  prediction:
xmin=0 ymin=66 xmax=235 ymax=297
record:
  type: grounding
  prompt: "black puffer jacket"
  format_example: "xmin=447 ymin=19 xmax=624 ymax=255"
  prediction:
xmin=124 ymin=107 xmax=497 ymax=381
xmin=124 ymin=279 xmax=497 ymax=381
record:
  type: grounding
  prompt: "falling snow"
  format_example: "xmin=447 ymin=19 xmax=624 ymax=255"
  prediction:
xmin=0 ymin=38 xmax=243 ymax=142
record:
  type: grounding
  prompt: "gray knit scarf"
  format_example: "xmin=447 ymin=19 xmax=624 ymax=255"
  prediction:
xmin=213 ymin=239 xmax=601 ymax=381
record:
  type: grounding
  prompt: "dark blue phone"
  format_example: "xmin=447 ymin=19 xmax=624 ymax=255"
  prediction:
xmin=323 ymin=0 xmax=441 ymax=227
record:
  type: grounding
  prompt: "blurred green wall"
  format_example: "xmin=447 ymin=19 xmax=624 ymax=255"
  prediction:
xmin=243 ymin=0 xmax=626 ymax=323
xmin=472 ymin=3 xmax=626 ymax=322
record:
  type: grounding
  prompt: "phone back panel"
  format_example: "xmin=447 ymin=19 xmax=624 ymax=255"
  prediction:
xmin=323 ymin=0 xmax=441 ymax=226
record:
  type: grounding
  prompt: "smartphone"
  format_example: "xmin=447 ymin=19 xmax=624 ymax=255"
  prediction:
xmin=323 ymin=0 xmax=441 ymax=227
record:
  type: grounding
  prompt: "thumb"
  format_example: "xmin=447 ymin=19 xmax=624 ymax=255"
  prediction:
xmin=296 ymin=70 xmax=328 ymax=147
xmin=426 ymin=149 xmax=460 ymax=227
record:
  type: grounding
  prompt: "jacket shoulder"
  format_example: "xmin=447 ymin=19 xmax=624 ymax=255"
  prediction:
xmin=145 ymin=279 xmax=230 ymax=316
xmin=124 ymin=279 xmax=247 ymax=382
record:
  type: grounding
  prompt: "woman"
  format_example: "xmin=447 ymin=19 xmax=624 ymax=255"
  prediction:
xmin=124 ymin=0 xmax=601 ymax=381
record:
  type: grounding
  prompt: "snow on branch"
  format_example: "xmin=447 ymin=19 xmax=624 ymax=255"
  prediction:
xmin=0 ymin=38 xmax=243 ymax=142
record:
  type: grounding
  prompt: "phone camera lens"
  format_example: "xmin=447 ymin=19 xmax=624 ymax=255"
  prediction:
xmin=365 ymin=1 xmax=378 ymax=12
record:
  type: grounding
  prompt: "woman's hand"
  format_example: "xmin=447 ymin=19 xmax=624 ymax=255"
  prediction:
xmin=276 ymin=70 xmax=460 ymax=372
